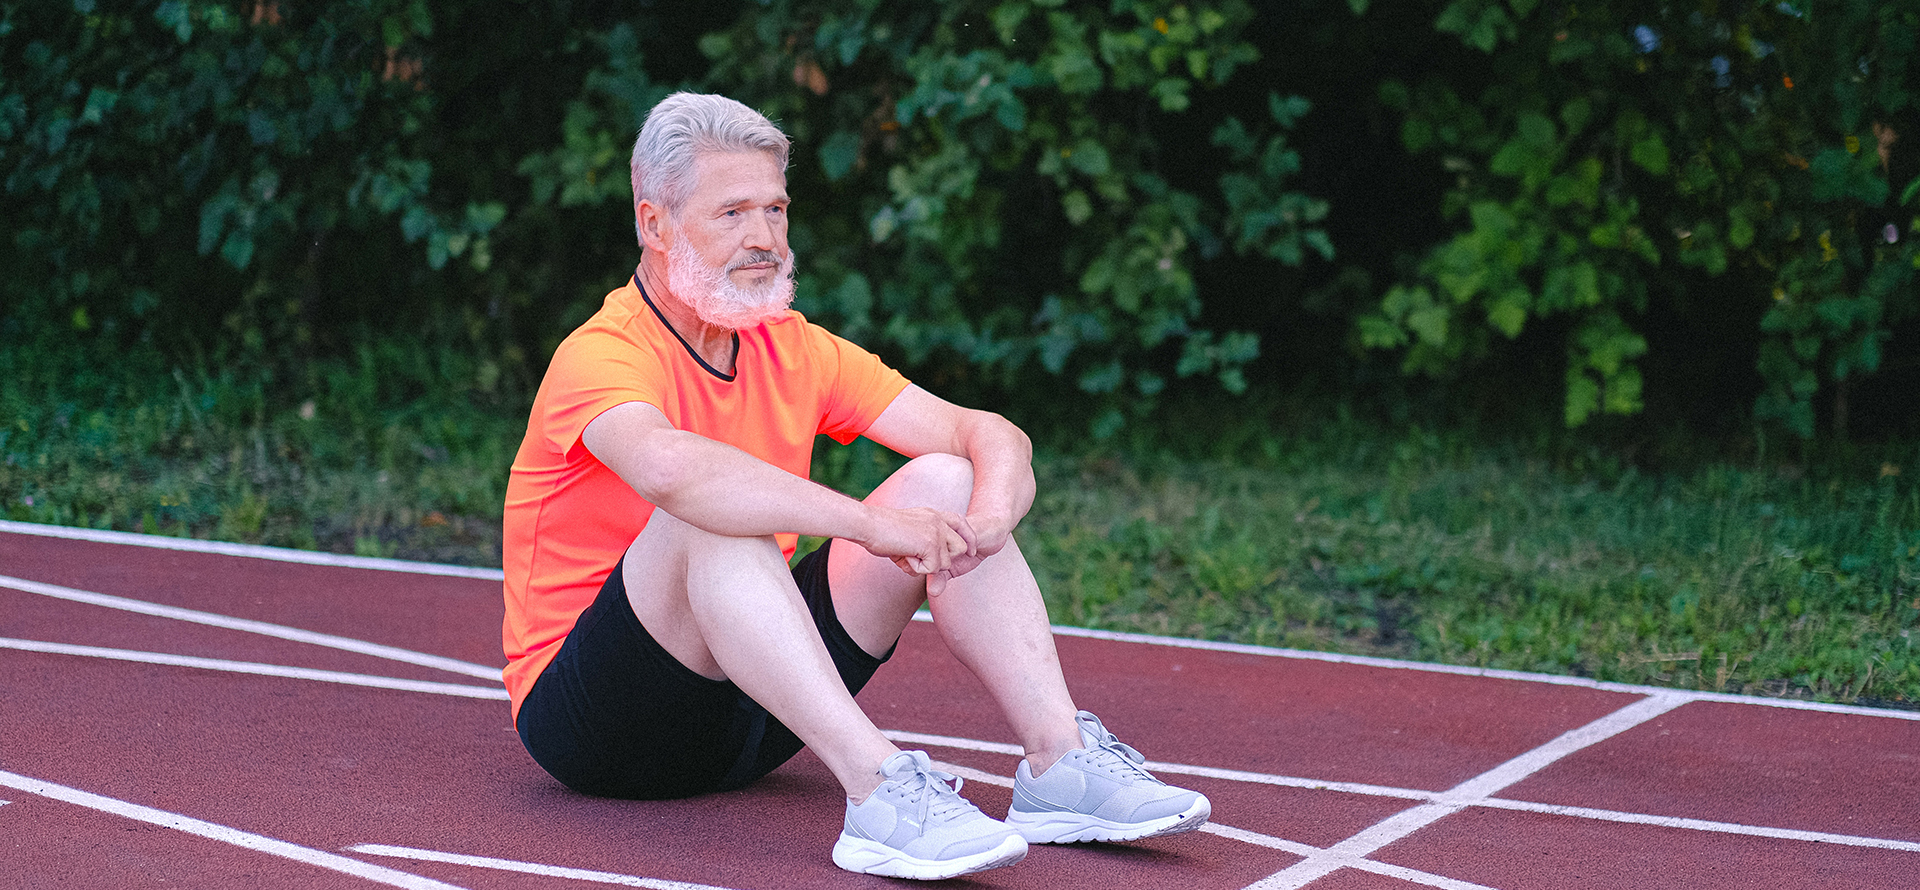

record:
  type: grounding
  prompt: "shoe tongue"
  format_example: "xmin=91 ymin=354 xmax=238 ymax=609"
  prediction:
xmin=884 ymin=750 xmax=933 ymax=779
xmin=1078 ymin=712 xmax=1120 ymax=751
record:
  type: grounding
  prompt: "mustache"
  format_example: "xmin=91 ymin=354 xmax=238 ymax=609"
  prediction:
xmin=726 ymin=249 xmax=786 ymax=273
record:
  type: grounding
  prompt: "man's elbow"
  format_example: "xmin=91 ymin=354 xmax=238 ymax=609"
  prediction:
xmin=976 ymin=410 xmax=1032 ymax=461
xmin=628 ymin=429 xmax=704 ymax=503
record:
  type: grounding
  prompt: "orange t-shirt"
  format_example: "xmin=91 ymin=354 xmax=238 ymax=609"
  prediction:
xmin=499 ymin=277 xmax=911 ymax=720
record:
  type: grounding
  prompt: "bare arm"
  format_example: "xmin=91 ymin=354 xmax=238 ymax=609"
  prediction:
xmin=862 ymin=384 xmax=1036 ymax=569
xmin=581 ymin=400 xmax=972 ymax=575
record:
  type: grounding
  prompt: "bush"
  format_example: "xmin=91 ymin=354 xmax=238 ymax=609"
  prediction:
xmin=1357 ymin=0 xmax=1920 ymax=438
xmin=2 ymin=1 xmax=1329 ymax=437
xmin=548 ymin=0 xmax=1332 ymax=433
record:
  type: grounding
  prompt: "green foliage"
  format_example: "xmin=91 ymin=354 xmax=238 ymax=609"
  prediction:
xmin=688 ymin=1 xmax=1325 ymax=430
xmin=4 ymin=1 xmax=1322 ymax=434
xmin=9 ymin=330 xmax=1915 ymax=706
xmin=0 ymin=1 xmax=504 ymax=350
xmin=1362 ymin=0 xmax=1920 ymax=436
xmin=0 ymin=328 xmax=516 ymax=560
xmin=1024 ymin=420 xmax=1920 ymax=705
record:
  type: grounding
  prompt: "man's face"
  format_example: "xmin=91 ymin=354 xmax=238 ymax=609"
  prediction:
xmin=664 ymin=150 xmax=795 ymax=329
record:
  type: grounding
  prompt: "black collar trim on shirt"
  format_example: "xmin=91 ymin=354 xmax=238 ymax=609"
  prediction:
xmin=633 ymin=272 xmax=738 ymax=383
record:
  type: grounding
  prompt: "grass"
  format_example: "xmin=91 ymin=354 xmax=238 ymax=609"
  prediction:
xmin=5 ymin=336 xmax=1916 ymax=708
xmin=1021 ymin=440 xmax=1919 ymax=707
xmin=0 ymin=335 xmax=520 ymax=564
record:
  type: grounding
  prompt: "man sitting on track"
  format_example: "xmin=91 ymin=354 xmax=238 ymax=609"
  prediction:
xmin=500 ymin=92 xmax=1210 ymax=880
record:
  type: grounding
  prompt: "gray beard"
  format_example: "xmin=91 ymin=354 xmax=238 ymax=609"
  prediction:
xmin=666 ymin=237 xmax=796 ymax=330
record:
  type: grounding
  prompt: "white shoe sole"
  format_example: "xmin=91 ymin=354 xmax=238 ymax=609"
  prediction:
xmin=1007 ymin=795 xmax=1212 ymax=844
xmin=831 ymin=832 xmax=1028 ymax=880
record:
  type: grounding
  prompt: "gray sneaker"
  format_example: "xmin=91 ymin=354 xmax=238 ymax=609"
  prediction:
xmin=832 ymin=750 xmax=1029 ymax=879
xmin=1007 ymin=710 xmax=1212 ymax=844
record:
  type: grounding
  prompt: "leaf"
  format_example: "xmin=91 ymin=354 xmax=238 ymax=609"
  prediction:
xmin=1564 ymin=367 xmax=1599 ymax=426
xmin=1150 ymin=78 xmax=1190 ymax=112
xmin=1602 ymin=367 xmax=1643 ymax=415
xmin=219 ymin=232 xmax=254 ymax=269
xmin=1268 ymin=93 xmax=1311 ymax=128
xmin=1810 ymin=150 xmax=1847 ymax=201
xmin=400 ymin=204 xmax=435 ymax=243
xmin=1630 ymin=132 xmax=1669 ymax=175
xmin=78 ymin=87 xmax=117 ymax=125
xmin=818 ymin=130 xmax=860 ymax=182
xmin=1407 ymin=302 xmax=1451 ymax=346
xmin=1358 ymin=312 xmax=1409 ymax=349
xmin=465 ymin=201 xmax=507 ymax=234
xmin=1517 ymin=112 xmax=1556 ymax=148
xmin=1078 ymin=359 xmax=1124 ymax=393
xmin=1543 ymin=262 xmax=1601 ymax=309
xmin=1062 ymin=189 xmax=1092 ymax=225
xmin=1560 ymin=97 xmax=1591 ymax=135
xmin=1486 ymin=288 xmax=1529 ymax=337
xmin=1067 ymin=140 xmax=1111 ymax=176
xmin=1490 ymin=137 xmax=1531 ymax=177
xmin=154 ymin=1 xmax=191 ymax=42
xmin=1728 ymin=207 xmax=1757 ymax=250
xmin=1545 ymin=158 xmax=1601 ymax=208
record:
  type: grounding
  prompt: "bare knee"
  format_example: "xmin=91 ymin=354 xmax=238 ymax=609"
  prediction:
xmin=875 ymin=453 xmax=975 ymax=513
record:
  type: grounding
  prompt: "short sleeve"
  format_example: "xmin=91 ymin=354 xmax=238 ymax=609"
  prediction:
xmin=808 ymin=324 xmax=911 ymax=444
xmin=536 ymin=322 xmax=671 ymax=459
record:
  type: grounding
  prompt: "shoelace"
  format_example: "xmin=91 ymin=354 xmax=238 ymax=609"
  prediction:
xmin=1077 ymin=716 xmax=1161 ymax=784
xmin=887 ymin=753 xmax=974 ymax=827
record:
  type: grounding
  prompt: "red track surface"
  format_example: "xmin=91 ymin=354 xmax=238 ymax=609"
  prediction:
xmin=3 ymin=520 xmax=1917 ymax=889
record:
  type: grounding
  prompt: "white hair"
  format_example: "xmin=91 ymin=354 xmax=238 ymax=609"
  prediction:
xmin=631 ymin=92 xmax=790 ymax=242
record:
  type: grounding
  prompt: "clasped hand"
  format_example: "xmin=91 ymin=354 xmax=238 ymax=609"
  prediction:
xmin=861 ymin=506 xmax=1012 ymax=596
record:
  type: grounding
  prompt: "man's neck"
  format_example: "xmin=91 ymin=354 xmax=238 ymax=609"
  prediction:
xmin=636 ymin=256 xmax=737 ymax=373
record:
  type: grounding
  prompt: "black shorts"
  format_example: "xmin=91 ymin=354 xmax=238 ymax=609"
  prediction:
xmin=515 ymin=540 xmax=893 ymax=800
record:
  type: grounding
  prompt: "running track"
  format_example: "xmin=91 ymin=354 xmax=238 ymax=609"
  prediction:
xmin=2 ymin=518 xmax=1916 ymax=889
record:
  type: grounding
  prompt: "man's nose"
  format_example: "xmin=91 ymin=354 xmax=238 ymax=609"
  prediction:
xmin=740 ymin=209 xmax=779 ymax=251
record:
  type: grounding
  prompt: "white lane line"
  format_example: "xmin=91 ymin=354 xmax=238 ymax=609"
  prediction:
xmin=1041 ymin=622 xmax=1920 ymax=723
xmin=6 ymin=521 xmax=1905 ymax=724
xmin=0 ymin=519 xmax=504 ymax=580
xmin=0 ymin=637 xmax=508 ymax=700
xmin=1474 ymin=797 xmax=1920 ymax=854
xmin=931 ymin=760 xmax=1500 ymax=890
xmin=0 ymin=770 xmax=467 ymax=889
xmin=889 ymin=728 xmax=1453 ymax=801
xmin=895 ymin=726 xmax=1920 ymax=855
xmin=1438 ymin=694 xmax=1693 ymax=802
xmin=0 ymin=574 xmax=500 ymax=681
xmin=882 ymin=729 xmax=1022 ymax=756
xmin=1244 ymin=693 xmax=1692 ymax=890
xmin=1199 ymin=822 xmax=1322 ymax=858
xmin=9 ymin=521 xmax=1909 ymax=721
xmin=348 ymin=845 xmax=744 ymax=890
xmin=1207 ymin=823 xmax=1509 ymax=890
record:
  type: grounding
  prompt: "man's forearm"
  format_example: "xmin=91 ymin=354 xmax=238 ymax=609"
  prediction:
xmin=634 ymin=426 xmax=876 ymax=543
xmin=957 ymin=413 xmax=1036 ymax=542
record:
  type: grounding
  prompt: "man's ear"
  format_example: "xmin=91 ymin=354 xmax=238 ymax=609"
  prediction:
xmin=636 ymin=198 xmax=672 ymax=253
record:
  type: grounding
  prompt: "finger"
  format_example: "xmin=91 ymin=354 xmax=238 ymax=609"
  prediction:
xmin=943 ymin=512 xmax=979 ymax=557
xmin=924 ymin=535 xmax=952 ymax=574
xmin=927 ymin=570 xmax=949 ymax=597
xmin=965 ymin=515 xmax=1008 ymax=557
xmin=945 ymin=553 xmax=982 ymax=580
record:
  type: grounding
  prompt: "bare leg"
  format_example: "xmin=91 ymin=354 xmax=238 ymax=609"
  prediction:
xmin=620 ymin=509 xmax=898 ymax=800
xmin=828 ymin=454 xmax=1083 ymax=775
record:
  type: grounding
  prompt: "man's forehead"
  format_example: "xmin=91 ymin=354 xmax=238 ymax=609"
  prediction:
xmin=690 ymin=150 xmax=788 ymax=204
